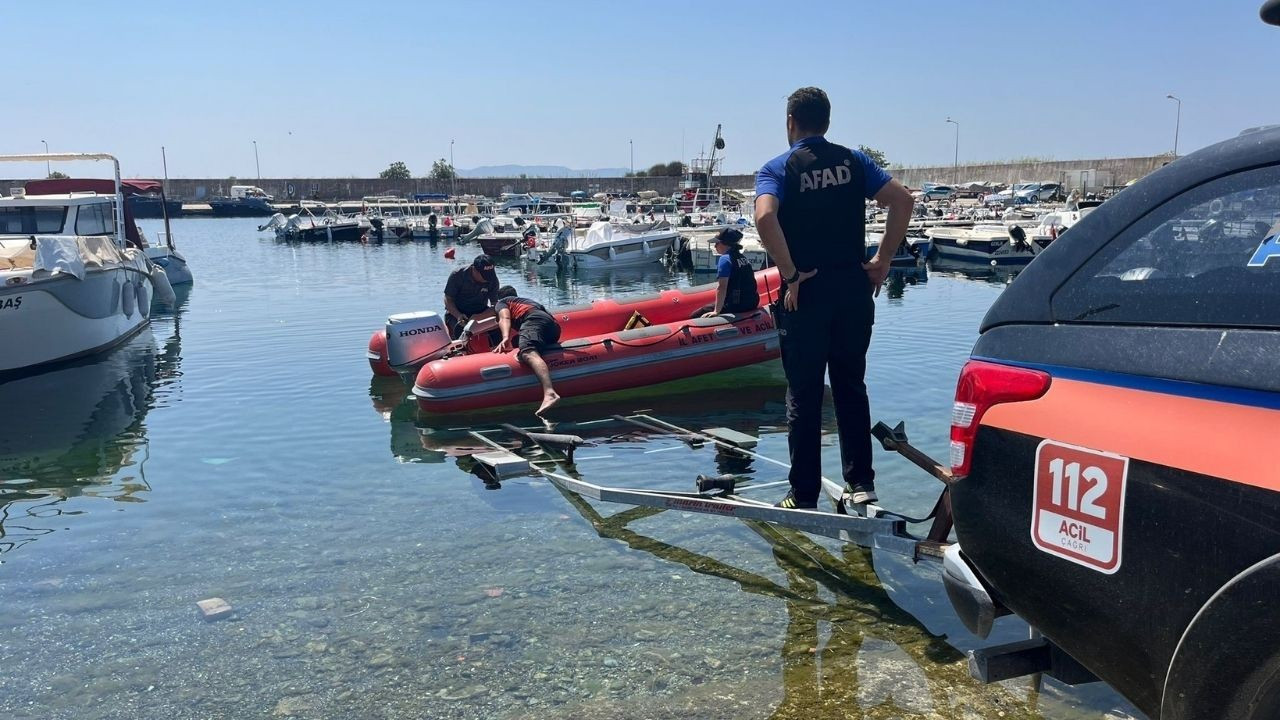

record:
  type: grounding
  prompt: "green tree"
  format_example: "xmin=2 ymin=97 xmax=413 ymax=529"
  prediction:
xmin=46 ymin=171 xmax=69 ymax=179
xmin=858 ymin=145 xmax=889 ymax=169
xmin=379 ymin=161 xmax=411 ymax=180
xmin=428 ymin=158 xmax=456 ymax=181
xmin=665 ymin=161 xmax=683 ymax=176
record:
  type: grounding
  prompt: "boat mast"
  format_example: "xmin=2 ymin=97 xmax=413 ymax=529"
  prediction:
xmin=161 ymin=146 xmax=175 ymax=250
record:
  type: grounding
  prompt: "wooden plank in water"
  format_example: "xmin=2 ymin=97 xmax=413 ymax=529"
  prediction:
xmin=703 ymin=427 xmax=758 ymax=449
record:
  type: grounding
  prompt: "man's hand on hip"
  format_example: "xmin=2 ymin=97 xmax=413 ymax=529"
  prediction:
xmin=783 ymin=269 xmax=818 ymax=311
xmin=862 ymin=256 xmax=891 ymax=297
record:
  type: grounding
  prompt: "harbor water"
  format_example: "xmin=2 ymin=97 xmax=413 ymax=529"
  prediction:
xmin=0 ymin=218 xmax=1142 ymax=719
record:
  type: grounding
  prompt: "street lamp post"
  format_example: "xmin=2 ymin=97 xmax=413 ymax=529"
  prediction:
xmin=252 ymin=140 xmax=261 ymax=181
xmin=945 ymin=118 xmax=959 ymax=185
xmin=1166 ymin=94 xmax=1182 ymax=156
xmin=450 ymin=139 xmax=456 ymax=199
xmin=41 ymin=139 xmax=49 ymax=176
xmin=629 ymin=139 xmax=634 ymax=192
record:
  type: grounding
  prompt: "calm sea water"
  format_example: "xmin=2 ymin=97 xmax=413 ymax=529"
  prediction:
xmin=0 ymin=218 xmax=1141 ymax=719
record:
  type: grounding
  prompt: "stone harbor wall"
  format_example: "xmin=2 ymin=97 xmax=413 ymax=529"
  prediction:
xmin=1 ymin=155 xmax=1173 ymax=201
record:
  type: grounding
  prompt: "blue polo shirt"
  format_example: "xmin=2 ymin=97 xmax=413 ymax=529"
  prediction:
xmin=756 ymin=136 xmax=891 ymax=273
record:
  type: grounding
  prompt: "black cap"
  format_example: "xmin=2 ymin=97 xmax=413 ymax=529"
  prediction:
xmin=714 ymin=228 xmax=743 ymax=247
xmin=473 ymin=254 xmax=494 ymax=270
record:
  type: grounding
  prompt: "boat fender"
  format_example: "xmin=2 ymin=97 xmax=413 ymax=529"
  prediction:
xmin=137 ymin=279 xmax=151 ymax=317
xmin=151 ymin=265 xmax=177 ymax=306
xmin=444 ymin=247 xmax=456 ymax=259
xmin=122 ymin=279 xmax=137 ymax=317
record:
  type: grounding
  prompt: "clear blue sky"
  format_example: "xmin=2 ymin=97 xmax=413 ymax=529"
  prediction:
xmin=5 ymin=0 xmax=1276 ymax=179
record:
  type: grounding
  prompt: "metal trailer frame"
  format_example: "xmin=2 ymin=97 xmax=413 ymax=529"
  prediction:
xmin=468 ymin=413 xmax=950 ymax=563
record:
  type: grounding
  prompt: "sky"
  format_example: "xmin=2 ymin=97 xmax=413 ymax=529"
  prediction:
xmin=4 ymin=0 xmax=1277 ymax=179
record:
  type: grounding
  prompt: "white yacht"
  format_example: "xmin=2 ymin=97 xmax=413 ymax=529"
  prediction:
xmin=0 ymin=153 xmax=161 ymax=374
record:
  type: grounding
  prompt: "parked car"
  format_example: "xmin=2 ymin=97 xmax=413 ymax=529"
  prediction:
xmin=1015 ymin=182 xmax=1063 ymax=203
xmin=983 ymin=183 xmax=1036 ymax=207
xmin=942 ymin=122 xmax=1280 ymax=719
xmin=912 ymin=185 xmax=954 ymax=202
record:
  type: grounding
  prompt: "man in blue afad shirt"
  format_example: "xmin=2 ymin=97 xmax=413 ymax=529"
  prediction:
xmin=755 ymin=86 xmax=914 ymax=510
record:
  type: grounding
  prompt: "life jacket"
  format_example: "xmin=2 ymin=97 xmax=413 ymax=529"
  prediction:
xmin=723 ymin=251 xmax=760 ymax=313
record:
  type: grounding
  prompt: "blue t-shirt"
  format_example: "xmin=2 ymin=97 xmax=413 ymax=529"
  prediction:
xmin=755 ymin=136 xmax=890 ymax=204
xmin=716 ymin=253 xmax=733 ymax=278
xmin=754 ymin=136 xmax=891 ymax=272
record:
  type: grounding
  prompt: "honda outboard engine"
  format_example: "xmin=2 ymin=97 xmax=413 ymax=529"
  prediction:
xmin=385 ymin=311 xmax=450 ymax=374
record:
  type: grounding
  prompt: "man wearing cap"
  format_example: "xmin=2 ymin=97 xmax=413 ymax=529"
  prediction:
xmin=443 ymin=254 xmax=500 ymax=339
xmin=754 ymin=86 xmax=915 ymax=510
xmin=699 ymin=227 xmax=760 ymax=317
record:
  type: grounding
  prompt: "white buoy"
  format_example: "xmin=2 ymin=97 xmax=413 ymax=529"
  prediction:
xmin=151 ymin=265 xmax=177 ymax=306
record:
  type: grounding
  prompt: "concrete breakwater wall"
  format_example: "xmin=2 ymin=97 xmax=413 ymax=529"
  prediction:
xmin=157 ymin=175 xmax=754 ymax=202
xmin=2 ymin=156 xmax=1172 ymax=201
xmin=892 ymin=155 xmax=1173 ymax=189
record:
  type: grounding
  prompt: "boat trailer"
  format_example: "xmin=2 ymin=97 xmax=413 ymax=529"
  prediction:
xmin=465 ymin=413 xmax=956 ymax=564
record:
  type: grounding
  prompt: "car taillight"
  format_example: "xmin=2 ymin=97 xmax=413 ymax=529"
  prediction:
xmin=950 ymin=360 xmax=1051 ymax=478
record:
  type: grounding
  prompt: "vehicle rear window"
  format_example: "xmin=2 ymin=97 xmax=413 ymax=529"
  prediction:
xmin=0 ymin=206 xmax=66 ymax=234
xmin=1052 ymin=166 xmax=1280 ymax=328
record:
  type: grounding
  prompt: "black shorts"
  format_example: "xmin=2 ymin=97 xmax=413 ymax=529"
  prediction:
xmin=517 ymin=312 xmax=561 ymax=355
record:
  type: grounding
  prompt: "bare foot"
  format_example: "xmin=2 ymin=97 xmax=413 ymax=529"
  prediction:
xmin=536 ymin=392 xmax=561 ymax=417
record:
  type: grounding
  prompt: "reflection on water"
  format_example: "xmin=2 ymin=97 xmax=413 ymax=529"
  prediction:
xmin=0 ymin=222 xmax=1141 ymax=720
xmin=0 ymin=290 xmax=186 ymax=558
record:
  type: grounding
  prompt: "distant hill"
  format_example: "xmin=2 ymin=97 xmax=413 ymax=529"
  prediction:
xmin=459 ymin=165 xmax=631 ymax=178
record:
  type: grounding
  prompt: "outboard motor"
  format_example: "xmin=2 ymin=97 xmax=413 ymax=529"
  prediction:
xmin=385 ymin=311 xmax=451 ymax=375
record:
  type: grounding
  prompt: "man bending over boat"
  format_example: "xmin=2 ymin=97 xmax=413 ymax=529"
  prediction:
xmin=493 ymin=286 xmax=562 ymax=416
xmin=444 ymin=254 xmax=499 ymax=339
xmin=754 ymin=86 xmax=915 ymax=510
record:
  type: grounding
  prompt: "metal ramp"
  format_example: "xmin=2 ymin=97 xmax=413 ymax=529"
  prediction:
xmin=466 ymin=413 xmax=954 ymax=564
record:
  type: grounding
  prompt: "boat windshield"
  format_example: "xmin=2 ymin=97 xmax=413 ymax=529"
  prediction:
xmin=0 ymin=206 xmax=67 ymax=234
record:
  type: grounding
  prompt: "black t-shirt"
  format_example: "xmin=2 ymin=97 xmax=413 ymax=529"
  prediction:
xmin=495 ymin=296 xmax=552 ymax=329
xmin=444 ymin=266 xmax=498 ymax=314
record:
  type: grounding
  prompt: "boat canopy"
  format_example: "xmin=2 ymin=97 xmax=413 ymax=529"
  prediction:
xmin=24 ymin=178 xmax=166 ymax=247
xmin=25 ymin=178 xmax=163 ymax=197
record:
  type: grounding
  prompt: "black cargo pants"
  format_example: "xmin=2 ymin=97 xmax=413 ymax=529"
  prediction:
xmin=777 ymin=272 xmax=875 ymax=505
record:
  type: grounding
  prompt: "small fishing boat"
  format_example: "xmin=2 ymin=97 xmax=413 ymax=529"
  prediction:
xmin=259 ymin=211 xmax=365 ymax=242
xmin=208 ymin=185 xmax=275 ymax=217
xmin=864 ymin=233 xmax=924 ymax=268
xmin=463 ymin=216 xmax=538 ymax=256
xmin=925 ymin=223 xmax=1044 ymax=266
xmin=565 ymin=221 xmax=679 ymax=269
xmin=366 ymin=268 xmax=785 ymax=414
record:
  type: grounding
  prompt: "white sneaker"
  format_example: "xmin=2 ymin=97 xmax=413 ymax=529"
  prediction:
xmin=847 ymin=489 xmax=878 ymax=505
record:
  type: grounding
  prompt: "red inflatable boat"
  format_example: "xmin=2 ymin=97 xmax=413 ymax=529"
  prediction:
xmin=367 ymin=268 xmax=784 ymax=414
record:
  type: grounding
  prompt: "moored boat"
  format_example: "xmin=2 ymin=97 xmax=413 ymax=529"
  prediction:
xmin=366 ymin=268 xmax=785 ymax=413
xmin=25 ymin=177 xmax=192 ymax=287
xmin=926 ymin=223 xmax=1044 ymax=266
xmin=566 ymin=221 xmax=678 ymax=269
xmin=0 ymin=153 xmax=162 ymax=375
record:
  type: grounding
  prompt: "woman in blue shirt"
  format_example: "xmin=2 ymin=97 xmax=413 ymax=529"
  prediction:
xmin=700 ymin=228 xmax=760 ymax=317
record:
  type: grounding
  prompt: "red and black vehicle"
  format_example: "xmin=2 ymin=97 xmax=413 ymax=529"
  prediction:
xmin=940 ymin=81 xmax=1280 ymax=720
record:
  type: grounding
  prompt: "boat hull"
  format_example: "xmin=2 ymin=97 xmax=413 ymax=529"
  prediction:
xmin=568 ymin=232 xmax=677 ymax=269
xmin=285 ymin=223 xmax=365 ymax=242
xmin=0 ymin=261 xmax=154 ymax=374
xmin=412 ymin=309 xmax=779 ymax=414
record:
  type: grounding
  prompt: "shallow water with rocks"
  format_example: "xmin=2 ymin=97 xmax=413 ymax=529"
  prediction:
xmin=0 ymin=218 xmax=1143 ymax=719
